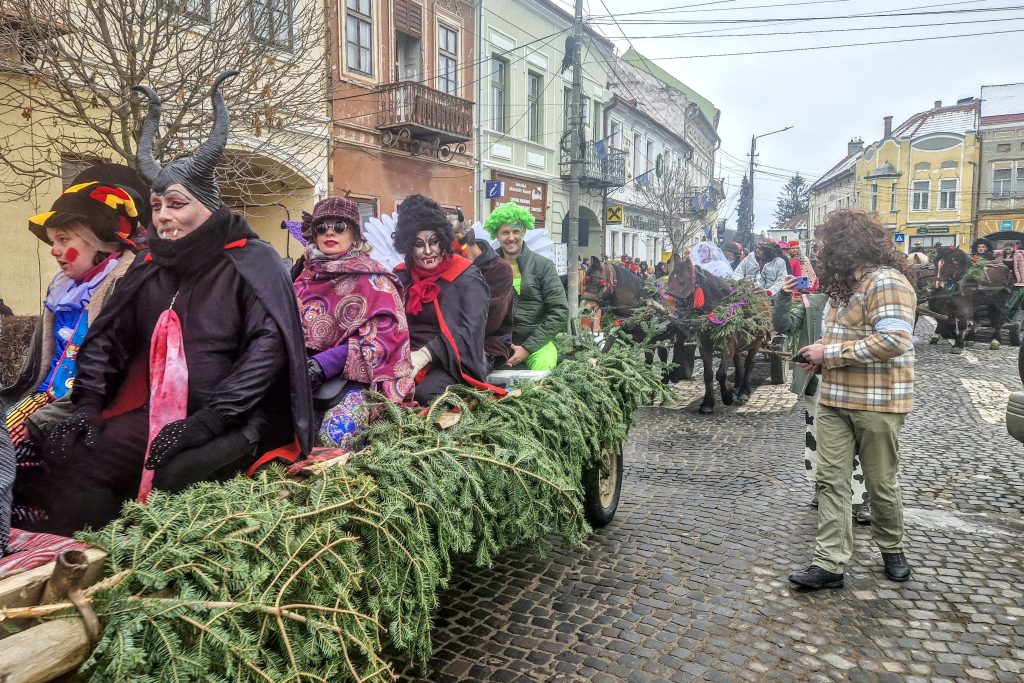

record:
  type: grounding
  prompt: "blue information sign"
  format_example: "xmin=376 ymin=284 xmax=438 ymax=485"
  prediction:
xmin=894 ymin=233 xmax=906 ymax=243
xmin=1000 ymin=220 xmax=1014 ymax=231
xmin=485 ymin=180 xmax=505 ymax=199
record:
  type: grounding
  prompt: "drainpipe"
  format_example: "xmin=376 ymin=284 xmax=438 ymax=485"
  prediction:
xmin=474 ymin=0 xmax=485 ymax=222
xmin=602 ymin=97 xmax=622 ymax=257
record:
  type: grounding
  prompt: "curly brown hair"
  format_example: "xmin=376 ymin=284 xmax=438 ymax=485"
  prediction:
xmin=814 ymin=209 xmax=912 ymax=306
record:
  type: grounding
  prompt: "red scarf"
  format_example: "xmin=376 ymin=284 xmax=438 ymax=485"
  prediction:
xmin=406 ymin=254 xmax=453 ymax=315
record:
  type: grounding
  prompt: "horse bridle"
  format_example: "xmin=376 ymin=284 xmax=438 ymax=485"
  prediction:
xmin=582 ymin=262 xmax=618 ymax=303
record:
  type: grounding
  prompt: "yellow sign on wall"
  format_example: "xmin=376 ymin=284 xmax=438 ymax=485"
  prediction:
xmin=606 ymin=205 xmax=623 ymax=223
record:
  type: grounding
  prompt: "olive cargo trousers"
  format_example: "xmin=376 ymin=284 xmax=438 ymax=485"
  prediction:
xmin=812 ymin=404 xmax=907 ymax=574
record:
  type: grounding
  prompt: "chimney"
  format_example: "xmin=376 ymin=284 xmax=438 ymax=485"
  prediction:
xmin=883 ymin=116 xmax=892 ymax=137
xmin=934 ymin=100 xmax=942 ymax=109
xmin=847 ymin=137 xmax=863 ymax=157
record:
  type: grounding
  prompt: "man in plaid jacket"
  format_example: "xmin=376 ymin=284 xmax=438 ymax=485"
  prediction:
xmin=789 ymin=210 xmax=917 ymax=589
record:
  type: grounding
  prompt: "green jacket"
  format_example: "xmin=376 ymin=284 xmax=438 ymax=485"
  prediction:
xmin=502 ymin=243 xmax=569 ymax=353
xmin=771 ymin=289 xmax=826 ymax=396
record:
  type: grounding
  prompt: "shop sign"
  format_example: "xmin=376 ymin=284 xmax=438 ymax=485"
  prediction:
xmin=1000 ymin=219 xmax=1015 ymax=231
xmin=490 ymin=172 xmax=547 ymax=227
xmin=624 ymin=212 xmax=659 ymax=232
xmin=916 ymin=226 xmax=950 ymax=235
xmin=606 ymin=205 xmax=623 ymax=224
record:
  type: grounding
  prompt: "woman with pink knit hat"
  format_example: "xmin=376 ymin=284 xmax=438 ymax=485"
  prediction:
xmin=293 ymin=197 xmax=415 ymax=450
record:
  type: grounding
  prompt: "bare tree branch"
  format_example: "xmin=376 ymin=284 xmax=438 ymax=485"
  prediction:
xmin=633 ymin=160 xmax=707 ymax=252
xmin=0 ymin=0 xmax=327 ymax=204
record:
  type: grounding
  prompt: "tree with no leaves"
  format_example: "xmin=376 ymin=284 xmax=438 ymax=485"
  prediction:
xmin=0 ymin=0 xmax=326 ymax=203
xmin=635 ymin=158 xmax=708 ymax=253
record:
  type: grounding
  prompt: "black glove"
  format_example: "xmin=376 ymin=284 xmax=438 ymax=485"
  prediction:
xmin=307 ymin=358 xmax=326 ymax=392
xmin=145 ymin=414 xmax=218 ymax=470
xmin=45 ymin=409 xmax=100 ymax=462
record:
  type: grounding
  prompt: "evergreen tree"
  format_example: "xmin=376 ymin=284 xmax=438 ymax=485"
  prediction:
xmin=773 ymin=173 xmax=809 ymax=223
xmin=735 ymin=176 xmax=754 ymax=250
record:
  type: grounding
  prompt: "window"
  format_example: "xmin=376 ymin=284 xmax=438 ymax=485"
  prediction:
xmin=352 ymin=197 xmax=377 ymax=224
xmin=646 ymin=140 xmax=655 ymax=174
xmin=939 ymin=179 xmax=957 ymax=210
xmin=253 ymin=0 xmax=293 ymax=50
xmin=911 ymin=180 xmax=929 ymax=210
xmin=581 ymin=95 xmax=591 ymax=135
xmin=609 ymin=120 xmax=621 ymax=148
xmin=437 ymin=25 xmax=458 ymax=95
xmin=870 ymin=183 xmax=878 ymax=211
xmin=490 ymin=56 xmax=508 ymax=132
xmin=1017 ymin=166 xmax=1024 ymax=194
xmin=997 ymin=143 xmax=1012 ymax=153
xmin=994 ymin=168 xmax=1012 ymax=197
xmin=563 ymin=88 xmax=571 ymax=131
xmin=914 ymin=162 xmax=930 ymax=172
xmin=890 ymin=183 xmax=897 ymax=212
xmin=593 ymin=101 xmax=602 ymax=141
xmin=346 ymin=0 xmax=373 ymax=75
xmin=527 ymin=71 xmax=542 ymax=143
xmin=395 ymin=32 xmax=423 ymax=82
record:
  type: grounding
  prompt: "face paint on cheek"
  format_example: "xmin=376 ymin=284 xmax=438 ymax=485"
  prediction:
xmin=65 ymin=247 xmax=80 ymax=264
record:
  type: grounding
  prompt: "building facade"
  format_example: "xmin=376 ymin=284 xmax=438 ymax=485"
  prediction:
xmin=330 ymin=0 xmax=476 ymax=222
xmin=604 ymin=49 xmax=721 ymax=262
xmin=0 ymin=1 xmax=329 ymax=314
xmin=808 ymin=139 xmax=861 ymax=244
xmin=475 ymin=0 xmax=618 ymax=256
xmin=976 ymin=83 xmax=1024 ymax=239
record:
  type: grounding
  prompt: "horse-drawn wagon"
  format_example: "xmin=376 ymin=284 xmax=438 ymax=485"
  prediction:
xmin=0 ymin=334 xmax=662 ymax=682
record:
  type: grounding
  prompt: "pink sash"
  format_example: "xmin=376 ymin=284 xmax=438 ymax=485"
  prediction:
xmin=138 ymin=308 xmax=189 ymax=502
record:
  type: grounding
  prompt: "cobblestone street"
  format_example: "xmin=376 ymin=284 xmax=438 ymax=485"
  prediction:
xmin=408 ymin=330 xmax=1024 ymax=682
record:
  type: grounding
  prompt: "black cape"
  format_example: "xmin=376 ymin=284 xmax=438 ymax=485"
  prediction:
xmin=73 ymin=209 xmax=314 ymax=456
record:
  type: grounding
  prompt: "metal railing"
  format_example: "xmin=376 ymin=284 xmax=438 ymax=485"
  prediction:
xmin=560 ymin=143 xmax=626 ymax=188
xmin=375 ymin=80 xmax=472 ymax=142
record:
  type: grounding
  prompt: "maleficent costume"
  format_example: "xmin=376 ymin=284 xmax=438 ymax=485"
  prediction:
xmin=39 ymin=72 xmax=313 ymax=535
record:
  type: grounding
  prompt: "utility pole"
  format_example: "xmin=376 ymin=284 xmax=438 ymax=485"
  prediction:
xmin=566 ymin=0 xmax=584 ymax=323
xmin=747 ymin=126 xmax=793 ymax=243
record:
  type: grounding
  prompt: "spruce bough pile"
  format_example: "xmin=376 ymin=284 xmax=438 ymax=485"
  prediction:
xmin=69 ymin=340 xmax=672 ymax=682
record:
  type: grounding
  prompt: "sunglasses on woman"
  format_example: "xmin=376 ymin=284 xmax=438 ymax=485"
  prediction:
xmin=314 ymin=221 xmax=350 ymax=236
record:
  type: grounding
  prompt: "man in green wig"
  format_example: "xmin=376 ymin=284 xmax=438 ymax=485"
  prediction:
xmin=484 ymin=203 xmax=568 ymax=370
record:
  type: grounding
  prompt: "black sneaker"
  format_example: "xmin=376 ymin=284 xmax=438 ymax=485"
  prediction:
xmin=882 ymin=552 xmax=912 ymax=582
xmin=788 ymin=565 xmax=844 ymax=589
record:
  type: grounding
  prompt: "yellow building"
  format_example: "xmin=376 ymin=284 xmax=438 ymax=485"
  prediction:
xmin=976 ymin=83 xmax=1024 ymax=241
xmin=855 ymin=99 xmax=980 ymax=253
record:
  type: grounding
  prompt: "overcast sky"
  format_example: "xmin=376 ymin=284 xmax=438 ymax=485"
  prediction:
xmin=585 ymin=0 xmax=1023 ymax=232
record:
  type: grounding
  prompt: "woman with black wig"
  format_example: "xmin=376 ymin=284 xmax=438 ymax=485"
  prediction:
xmin=393 ymin=195 xmax=505 ymax=404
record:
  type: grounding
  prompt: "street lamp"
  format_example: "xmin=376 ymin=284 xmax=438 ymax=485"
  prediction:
xmin=748 ymin=126 xmax=794 ymax=240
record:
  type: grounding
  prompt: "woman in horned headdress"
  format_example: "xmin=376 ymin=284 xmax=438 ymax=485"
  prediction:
xmin=40 ymin=71 xmax=313 ymax=535
xmin=2 ymin=164 xmax=146 ymax=530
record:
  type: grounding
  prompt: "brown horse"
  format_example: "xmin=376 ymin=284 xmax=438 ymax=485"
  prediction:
xmin=662 ymin=253 xmax=767 ymax=413
xmin=929 ymin=247 xmax=1013 ymax=352
xmin=581 ymin=256 xmax=693 ymax=380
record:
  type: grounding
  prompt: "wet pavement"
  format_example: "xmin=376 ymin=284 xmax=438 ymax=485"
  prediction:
xmin=406 ymin=325 xmax=1024 ymax=683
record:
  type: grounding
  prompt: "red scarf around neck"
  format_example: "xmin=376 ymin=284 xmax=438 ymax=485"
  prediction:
xmin=406 ymin=253 xmax=453 ymax=315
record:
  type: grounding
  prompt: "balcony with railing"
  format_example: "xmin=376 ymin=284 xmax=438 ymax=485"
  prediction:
xmin=375 ymin=81 xmax=472 ymax=158
xmin=560 ymin=142 xmax=626 ymax=189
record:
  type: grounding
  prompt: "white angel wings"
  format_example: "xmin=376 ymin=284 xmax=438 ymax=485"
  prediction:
xmin=362 ymin=212 xmax=557 ymax=270
xmin=362 ymin=212 xmax=403 ymax=270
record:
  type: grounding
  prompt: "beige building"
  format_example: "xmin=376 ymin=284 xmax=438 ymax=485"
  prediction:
xmin=0 ymin=2 xmax=329 ymax=314
xmin=808 ymin=138 xmax=862 ymax=245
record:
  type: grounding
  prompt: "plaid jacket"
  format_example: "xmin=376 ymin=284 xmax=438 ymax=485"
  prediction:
xmin=818 ymin=267 xmax=916 ymax=414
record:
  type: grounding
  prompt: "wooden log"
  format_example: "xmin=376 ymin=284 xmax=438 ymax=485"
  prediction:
xmin=0 ymin=618 xmax=90 ymax=682
xmin=0 ymin=549 xmax=107 ymax=613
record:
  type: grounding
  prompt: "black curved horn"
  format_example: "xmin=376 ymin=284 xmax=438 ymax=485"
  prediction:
xmin=186 ymin=70 xmax=239 ymax=179
xmin=132 ymin=85 xmax=163 ymax=183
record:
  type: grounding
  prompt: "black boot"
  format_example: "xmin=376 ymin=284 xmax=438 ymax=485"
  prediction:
xmin=788 ymin=565 xmax=844 ymax=589
xmin=882 ymin=552 xmax=911 ymax=582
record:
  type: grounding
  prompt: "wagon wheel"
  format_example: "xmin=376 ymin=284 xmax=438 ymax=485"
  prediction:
xmin=769 ymin=352 xmax=790 ymax=385
xmin=583 ymin=444 xmax=623 ymax=527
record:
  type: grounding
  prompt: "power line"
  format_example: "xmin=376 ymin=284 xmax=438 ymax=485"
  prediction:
xmin=589 ymin=4 xmax=1024 ymax=24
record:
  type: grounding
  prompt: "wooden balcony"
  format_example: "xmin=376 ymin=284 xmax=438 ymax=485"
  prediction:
xmin=560 ymin=143 xmax=626 ymax=189
xmin=375 ymin=81 xmax=472 ymax=156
